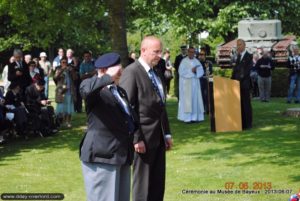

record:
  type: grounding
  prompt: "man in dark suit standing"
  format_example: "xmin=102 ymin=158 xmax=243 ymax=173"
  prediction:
xmin=80 ymin=53 xmax=138 ymax=201
xmin=174 ymin=45 xmax=187 ymax=100
xmin=231 ymin=39 xmax=253 ymax=130
xmin=154 ymin=57 xmax=167 ymax=87
xmin=8 ymin=49 xmax=31 ymax=101
xmin=120 ymin=36 xmax=173 ymax=201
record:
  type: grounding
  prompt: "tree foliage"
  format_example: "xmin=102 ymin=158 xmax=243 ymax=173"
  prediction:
xmin=0 ymin=0 xmax=109 ymax=54
xmin=1 ymin=0 xmax=300 ymax=61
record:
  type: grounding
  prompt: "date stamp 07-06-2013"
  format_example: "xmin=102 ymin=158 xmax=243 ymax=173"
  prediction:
xmin=181 ymin=182 xmax=300 ymax=200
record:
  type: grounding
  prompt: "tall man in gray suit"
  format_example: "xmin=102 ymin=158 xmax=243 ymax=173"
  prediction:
xmin=120 ymin=36 xmax=173 ymax=201
xmin=80 ymin=53 xmax=138 ymax=201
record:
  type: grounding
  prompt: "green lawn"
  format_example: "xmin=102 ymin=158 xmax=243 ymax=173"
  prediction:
xmin=1 ymin=92 xmax=300 ymax=200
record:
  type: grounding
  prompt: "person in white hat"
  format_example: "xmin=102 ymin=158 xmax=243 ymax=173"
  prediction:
xmin=39 ymin=52 xmax=52 ymax=98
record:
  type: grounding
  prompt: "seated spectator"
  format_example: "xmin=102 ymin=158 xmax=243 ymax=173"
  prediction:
xmin=25 ymin=79 xmax=58 ymax=136
xmin=5 ymin=83 xmax=24 ymax=107
xmin=25 ymin=79 xmax=48 ymax=113
xmin=5 ymin=82 xmax=28 ymax=137
xmin=0 ymin=89 xmax=13 ymax=143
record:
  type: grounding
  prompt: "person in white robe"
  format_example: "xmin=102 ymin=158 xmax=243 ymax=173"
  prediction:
xmin=177 ymin=47 xmax=205 ymax=123
xmin=2 ymin=56 xmax=15 ymax=95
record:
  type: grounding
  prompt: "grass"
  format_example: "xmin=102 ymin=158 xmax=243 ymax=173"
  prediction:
xmin=0 ymin=84 xmax=300 ymax=201
xmin=165 ymin=98 xmax=300 ymax=201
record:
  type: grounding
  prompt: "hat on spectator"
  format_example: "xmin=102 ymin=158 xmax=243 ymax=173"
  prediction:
xmin=94 ymin=52 xmax=121 ymax=69
xmin=40 ymin=52 xmax=47 ymax=57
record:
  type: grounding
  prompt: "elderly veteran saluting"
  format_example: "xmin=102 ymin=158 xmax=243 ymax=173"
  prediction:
xmin=79 ymin=53 xmax=138 ymax=201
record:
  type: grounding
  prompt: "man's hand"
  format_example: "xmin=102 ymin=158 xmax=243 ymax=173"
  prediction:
xmin=134 ymin=141 xmax=146 ymax=154
xmin=192 ymin=67 xmax=197 ymax=73
xmin=165 ymin=137 xmax=173 ymax=150
xmin=41 ymin=100 xmax=47 ymax=105
xmin=106 ymin=65 xmax=122 ymax=84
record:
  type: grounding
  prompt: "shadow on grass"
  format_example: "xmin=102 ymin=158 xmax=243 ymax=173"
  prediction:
xmin=0 ymin=112 xmax=86 ymax=163
xmin=167 ymin=98 xmax=300 ymax=167
xmin=289 ymin=175 xmax=300 ymax=182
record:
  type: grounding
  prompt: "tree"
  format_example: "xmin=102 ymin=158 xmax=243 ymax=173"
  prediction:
xmin=105 ymin=0 xmax=129 ymax=66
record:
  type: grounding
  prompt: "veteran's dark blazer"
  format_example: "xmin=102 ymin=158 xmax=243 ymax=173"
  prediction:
xmin=79 ymin=74 xmax=137 ymax=165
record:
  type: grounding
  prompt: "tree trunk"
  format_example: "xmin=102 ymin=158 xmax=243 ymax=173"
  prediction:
xmin=48 ymin=45 xmax=54 ymax=63
xmin=106 ymin=0 xmax=129 ymax=67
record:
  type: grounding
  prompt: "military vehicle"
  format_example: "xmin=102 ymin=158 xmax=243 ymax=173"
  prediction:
xmin=216 ymin=18 xmax=297 ymax=68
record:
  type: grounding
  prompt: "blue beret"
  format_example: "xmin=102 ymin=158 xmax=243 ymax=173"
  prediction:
xmin=95 ymin=52 xmax=121 ymax=69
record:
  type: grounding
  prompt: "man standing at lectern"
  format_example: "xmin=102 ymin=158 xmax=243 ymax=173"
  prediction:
xmin=231 ymin=39 xmax=253 ymax=130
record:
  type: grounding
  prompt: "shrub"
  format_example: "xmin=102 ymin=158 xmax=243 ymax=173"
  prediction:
xmin=212 ymin=67 xmax=290 ymax=97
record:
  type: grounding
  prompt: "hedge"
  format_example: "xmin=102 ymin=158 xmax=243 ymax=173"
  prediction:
xmin=213 ymin=67 xmax=290 ymax=97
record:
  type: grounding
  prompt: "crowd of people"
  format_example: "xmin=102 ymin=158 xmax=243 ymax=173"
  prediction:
xmin=0 ymin=48 xmax=97 ymax=143
xmin=250 ymin=46 xmax=300 ymax=104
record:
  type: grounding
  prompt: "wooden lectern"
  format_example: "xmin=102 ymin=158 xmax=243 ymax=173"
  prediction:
xmin=209 ymin=76 xmax=242 ymax=132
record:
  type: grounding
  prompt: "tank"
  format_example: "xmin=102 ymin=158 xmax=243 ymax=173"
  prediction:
xmin=216 ymin=18 xmax=297 ymax=68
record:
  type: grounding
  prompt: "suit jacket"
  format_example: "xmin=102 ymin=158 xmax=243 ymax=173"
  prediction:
xmin=5 ymin=90 xmax=22 ymax=107
xmin=231 ymin=51 xmax=253 ymax=90
xmin=79 ymin=74 xmax=137 ymax=165
xmin=8 ymin=61 xmax=31 ymax=90
xmin=154 ymin=58 xmax=167 ymax=86
xmin=174 ymin=54 xmax=185 ymax=73
xmin=119 ymin=60 xmax=171 ymax=151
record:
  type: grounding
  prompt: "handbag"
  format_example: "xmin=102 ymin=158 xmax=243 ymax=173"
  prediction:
xmin=164 ymin=69 xmax=173 ymax=80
